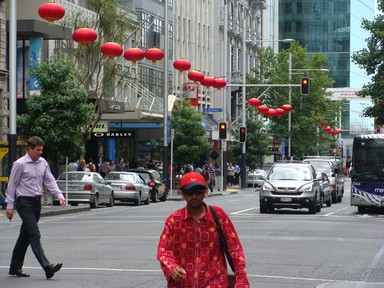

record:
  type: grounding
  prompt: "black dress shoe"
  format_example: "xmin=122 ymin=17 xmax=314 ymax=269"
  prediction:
xmin=44 ymin=263 xmax=62 ymax=279
xmin=9 ymin=268 xmax=30 ymax=277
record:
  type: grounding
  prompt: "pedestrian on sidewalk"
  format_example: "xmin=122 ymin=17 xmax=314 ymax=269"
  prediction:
xmin=157 ymin=172 xmax=250 ymax=287
xmin=5 ymin=136 xmax=66 ymax=279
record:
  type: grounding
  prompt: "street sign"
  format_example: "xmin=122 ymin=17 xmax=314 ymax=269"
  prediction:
xmin=203 ymin=108 xmax=223 ymax=113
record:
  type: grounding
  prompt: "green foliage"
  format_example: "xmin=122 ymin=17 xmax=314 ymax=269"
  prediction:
xmin=352 ymin=2 xmax=384 ymax=124
xmin=59 ymin=0 xmax=133 ymax=142
xmin=18 ymin=57 xmax=94 ymax=161
xmin=247 ymin=42 xmax=342 ymax=159
xmin=229 ymin=114 xmax=269 ymax=169
xmin=171 ymin=100 xmax=212 ymax=164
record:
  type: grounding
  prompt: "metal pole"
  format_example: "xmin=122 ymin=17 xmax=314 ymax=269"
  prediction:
xmin=288 ymin=52 xmax=292 ymax=160
xmin=222 ymin=1 xmax=228 ymax=191
xmin=8 ymin=0 xmax=17 ymax=170
xmin=241 ymin=17 xmax=246 ymax=188
xmin=163 ymin=1 xmax=169 ymax=190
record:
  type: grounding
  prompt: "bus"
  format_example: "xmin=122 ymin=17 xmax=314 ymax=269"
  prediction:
xmin=350 ymin=134 xmax=384 ymax=213
xmin=0 ymin=141 xmax=27 ymax=207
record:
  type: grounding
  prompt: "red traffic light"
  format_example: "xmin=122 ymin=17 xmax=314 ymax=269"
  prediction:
xmin=239 ymin=127 xmax=246 ymax=142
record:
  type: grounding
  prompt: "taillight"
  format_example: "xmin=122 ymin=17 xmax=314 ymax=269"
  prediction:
xmin=83 ymin=184 xmax=92 ymax=191
xmin=125 ymin=185 xmax=136 ymax=191
xmin=149 ymin=180 xmax=156 ymax=188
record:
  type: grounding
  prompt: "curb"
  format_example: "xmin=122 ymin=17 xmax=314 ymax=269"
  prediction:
xmin=40 ymin=206 xmax=90 ymax=217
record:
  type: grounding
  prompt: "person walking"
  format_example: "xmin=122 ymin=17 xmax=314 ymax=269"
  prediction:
xmin=5 ymin=136 xmax=66 ymax=279
xmin=208 ymin=163 xmax=216 ymax=193
xmin=157 ymin=172 xmax=250 ymax=287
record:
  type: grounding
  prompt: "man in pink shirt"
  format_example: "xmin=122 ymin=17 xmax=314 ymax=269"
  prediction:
xmin=157 ymin=172 xmax=250 ymax=287
xmin=6 ymin=136 xmax=66 ymax=279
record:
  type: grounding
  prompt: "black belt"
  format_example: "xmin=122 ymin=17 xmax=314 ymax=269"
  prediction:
xmin=17 ymin=196 xmax=42 ymax=201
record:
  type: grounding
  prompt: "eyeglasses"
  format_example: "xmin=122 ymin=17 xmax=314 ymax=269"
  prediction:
xmin=183 ymin=188 xmax=206 ymax=196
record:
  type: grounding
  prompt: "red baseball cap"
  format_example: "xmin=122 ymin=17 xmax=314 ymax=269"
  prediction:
xmin=180 ymin=172 xmax=207 ymax=190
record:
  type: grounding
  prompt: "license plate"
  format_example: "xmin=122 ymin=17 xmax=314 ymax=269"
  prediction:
xmin=112 ymin=185 xmax=121 ymax=190
xmin=280 ymin=197 xmax=292 ymax=202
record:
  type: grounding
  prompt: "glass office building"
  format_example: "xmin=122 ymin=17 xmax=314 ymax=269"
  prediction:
xmin=279 ymin=0 xmax=375 ymax=88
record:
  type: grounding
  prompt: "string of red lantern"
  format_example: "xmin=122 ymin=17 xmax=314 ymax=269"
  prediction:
xmin=38 ymin=2 xmax=65 ymax=26
xmin=145 ymin=48 xmax=165 ymax=64
xmin=173 ymin=59 xmax=191 ymax=72
xmin=101 ymin=42 xmax=123 ymax=59
xmin=124 ymin=48 xmax=145 ymax=64
xmin=72 ymin=28 xmax=98 ymax=47
xmin=212 ymin=78 xmax=227 ymax=90
xmin=188 ymin=70 xmax=205 ymax=83
xmin=200 ymin=76 xmax=216 ymax=88
xmin=247 ymin=98 xmax=261 ymax=107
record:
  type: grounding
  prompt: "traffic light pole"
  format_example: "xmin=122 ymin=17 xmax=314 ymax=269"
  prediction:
xmin=241 ymin=20 xmax=246 ymax=188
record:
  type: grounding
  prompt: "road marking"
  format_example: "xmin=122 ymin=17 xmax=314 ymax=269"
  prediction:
xmin=323 ymin=206 xmax=350 ymax=216
xmin=360 ymin=245 xmax=384 ymax=282
xmin=230 ymin=207 xmax=258 ymax=214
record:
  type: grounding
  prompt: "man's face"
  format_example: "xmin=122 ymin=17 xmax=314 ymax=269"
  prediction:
xmin=28 ymin=145 xmax=43 ymax=161
xmin=181 ymin=187 xmax=208 ymax=208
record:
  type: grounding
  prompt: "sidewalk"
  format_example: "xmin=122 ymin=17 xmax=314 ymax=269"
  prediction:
xmin=8 ymin=186 xmax=255 ymax=217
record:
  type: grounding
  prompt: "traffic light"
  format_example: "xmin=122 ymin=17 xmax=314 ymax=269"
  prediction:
xmin=219 ymin=122 xmax=227 ymax=139
xmin=239 ymin=127 xmax=246 ymax=142
xmin=300 ymin=77 xmax=310 ymax=95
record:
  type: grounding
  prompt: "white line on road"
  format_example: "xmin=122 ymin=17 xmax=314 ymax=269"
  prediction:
xmin=230 ymin=207 xmax=258 ymax=214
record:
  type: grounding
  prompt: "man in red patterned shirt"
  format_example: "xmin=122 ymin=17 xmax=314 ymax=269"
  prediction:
xmin=157 ymin=172 xmax=250 ymax=287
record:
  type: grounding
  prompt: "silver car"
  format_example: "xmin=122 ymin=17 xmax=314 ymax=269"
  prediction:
xmin=246 ymin=169 xmax=266 ymax=188
xmin=57 ymin=172 xmax=114 ymax=208
xmin=259 ymin=162 xmax=322 ymax=214
xmin=104 ymin=172 xmax=150 ymax=205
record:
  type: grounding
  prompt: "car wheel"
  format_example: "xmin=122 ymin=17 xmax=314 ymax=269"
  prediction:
xmin=151 ymin=189 xmax=158 ymax=203
xmin=70 ymin=202 xmax=78 ymax=206
xmin=308 ymin=199 xmax=317 ymax=214
xmin=320 ymin=194 xmax=324 ymax=208
xmin=160 ymin=190 xmax=167 ymax=202
xmin=326 ymin=196 xmax=332 ymax=207
xmin=106 ymin=193 xmax=114 ymax=207
xmin=337 ymin=190 xmax=342 ymax=203
xmin=358 ymin=206 xmax=366 ymax=213
xmin=90 ymin=193 xmax=99 ymax=208
xmin=260 ymin=202 xmax=268 ymax=214
xmin=331 ymin=192 xmax=337 ymax=203
xmin=316 ymin=199 xmax=322 ymax=212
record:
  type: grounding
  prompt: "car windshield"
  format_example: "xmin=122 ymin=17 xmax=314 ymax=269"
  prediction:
xmin=105 ymin=173 xmax=135 ymax=182
xmin=58 ymin=173 xmax=93 ymax=181
xmin=268 ymin=165 xmax=312 ymax=181
xmin=306 ymin=161 xmax=332 ymax=175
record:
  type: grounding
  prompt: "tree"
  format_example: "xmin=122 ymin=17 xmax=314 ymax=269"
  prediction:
xmin=60 ymin=0 xmax=133 ymax=144
xmin=246 ymin=42 xmax=342 ymax=159
xmin=17 ymin=57 xmax=94 ymax=173
xmin=229 ymin=116 xmax=269 ymax=170
xmin=352 ymin=1 xmax=384 ymax=124
xmin=170 ymin=100 xmax=212 ymax=165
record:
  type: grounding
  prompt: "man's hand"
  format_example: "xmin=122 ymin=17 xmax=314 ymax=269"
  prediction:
xmin=171 ymin=266 xmax=187 ymax=281
xmin=59 ymin=197 xmax=66 ymax=207
xmin=6 ymin=209 xmax=14 ymax=221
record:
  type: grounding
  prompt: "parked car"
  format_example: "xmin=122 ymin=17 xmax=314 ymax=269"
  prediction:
xmin=129 ymin=168 xmax=167 ymax=202
xmin=259 ymin=162 xmax=322 ymax=214
xmin=246 ymin=169 xmax=266 ymax=188
xmin=104 ymin=172 xmax=150 ymax=205
xmin=303 ymin=158 xmax=344 ymax=203
xmin=56 ymin=172 xmax=114 ymax=208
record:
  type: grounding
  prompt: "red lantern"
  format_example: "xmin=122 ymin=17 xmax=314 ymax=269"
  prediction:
xmin=101 ymin=42 xmax=123 ymax=59
xmin=124 ymin=48 xmax=145 ymax=64
xmin=275 ymin=108 xmax=286 ymax=117
xmin=257 ymin=105 xmax=269 ymax=115
xmin=213 ymin=78 xmax=227 ymax=89
xmin=72 ymin=28 xmax=97 ymax=47
xmin=320 ymin=122 xmax=327 ymax=127
xmin=173 ymin=59 xmax=191 ymax=72
xmin=281 ymin=104 xmax=292 ymax=112
xmin=336 ymin=128 xmax=342 ymax=134
xmin=38 ymin=2 xmax=65 ymax=26
xmin=145 ymin=48 xmax=164 ymax=64
xmin=200 ymin=76 xmax=216 ymax=88
xmin=188 ymin=70 xmax=205 ymax=82
xmin=266 ymin=109 xmax=277 ymax=118
xmin=324 ymin=126 xmax=332 ymax=132
xmin=247 ymin=98 xmax=261 ymax=107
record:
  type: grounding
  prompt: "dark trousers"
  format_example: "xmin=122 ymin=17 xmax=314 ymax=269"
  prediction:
xmin=10 ymin=197 xmax=50 ymax=270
